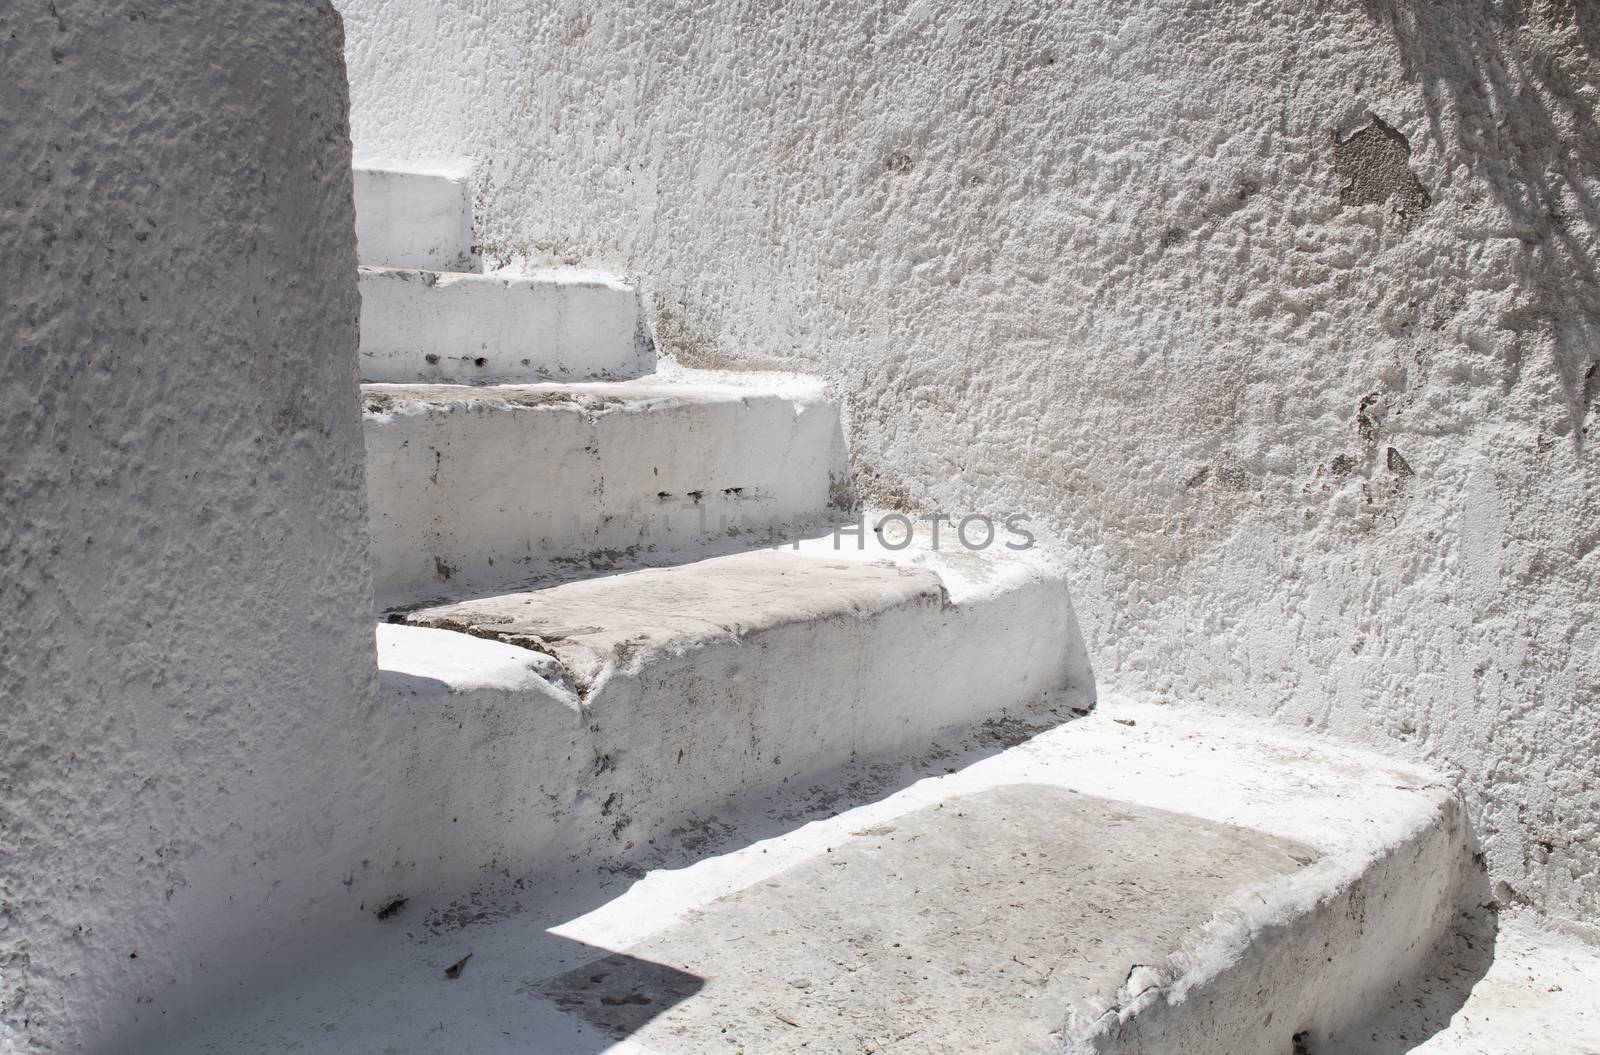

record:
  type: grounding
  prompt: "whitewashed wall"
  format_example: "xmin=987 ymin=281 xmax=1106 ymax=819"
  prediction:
xmin=0 ymin=3 xmax=396 ymax=1050
xmin=339 ymin=0 xmax=1600 ymax=935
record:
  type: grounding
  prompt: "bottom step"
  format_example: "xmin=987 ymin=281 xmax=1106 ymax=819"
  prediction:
xmin=547 ymin=784 xmax=1317 ymax=1050
xmin=165 ymin=703 xmax=1468 ymax=1054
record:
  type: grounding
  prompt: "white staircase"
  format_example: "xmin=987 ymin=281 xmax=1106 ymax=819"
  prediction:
xmin=167 ymin=166 xmax=1474 ymax=1052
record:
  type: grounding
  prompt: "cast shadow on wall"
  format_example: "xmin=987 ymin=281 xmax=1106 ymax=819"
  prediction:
xmin=1360 ymin=0 xmax=1600 ymax=446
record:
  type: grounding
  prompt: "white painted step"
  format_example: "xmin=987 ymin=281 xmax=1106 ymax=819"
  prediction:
xmin=357 ymin=266 xmax=650 ymax=384
xmin=353 ymin=167 xmax=476 ymax=271
xmin=377 ymin=528 xmax=1090 ymax=898
xmin=165 ymin=703 xmax=1467 ymax=1055
xmin=362 ymin=372 xmax=848 ymax=605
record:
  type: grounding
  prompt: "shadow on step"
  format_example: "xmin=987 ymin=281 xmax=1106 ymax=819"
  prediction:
xmin=609 ymin=699 xmax=1092 ymax=874
xmin=400 ymin=699 xmax=1090 ymax=1050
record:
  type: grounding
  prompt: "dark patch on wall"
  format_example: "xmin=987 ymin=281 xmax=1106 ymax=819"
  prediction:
xmin=1214 ymin=460 xmax=1255 ymax=492
xmin=1430 ymin=289 xmax=1466 ymax=331
xmin=1356 ymin=392 xmax=1385 ymax=445
xmin=852 ymin=461 xmax=921 ymax=513
xmin=652 ymin=293 xmax=722 ymax=367
xmin=828 ymin=473 xmax=858 ymax=513
xmin=1332 ymin=116 xmax=1432 ymax=231
xmin=1386 ymin=447 xmax=1414 ymax=477
xmin=652 ymin=291 xmax=785 ymax=372
xmin=564 ymin=12 xmax=591 ymax=44
xmin=374 ymin=897 xmax=408 ymax=921
xmin=1204 ymin=175 xmax=1263 ymax=219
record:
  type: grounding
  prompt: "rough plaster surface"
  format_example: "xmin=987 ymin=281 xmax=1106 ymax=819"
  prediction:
xmin=339 ymin=0 xmax=1600 ymax=931
xmin=0 ymin=3 xmax=389 ymax=1050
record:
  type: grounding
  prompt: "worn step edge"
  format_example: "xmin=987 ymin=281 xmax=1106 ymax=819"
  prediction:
xmin=1080 ymin=786 xmax=1466 ymax=1054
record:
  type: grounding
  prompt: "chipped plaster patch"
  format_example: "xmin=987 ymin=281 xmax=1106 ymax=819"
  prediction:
xmin=1332 ymin=116 xmax=1433 ymax=231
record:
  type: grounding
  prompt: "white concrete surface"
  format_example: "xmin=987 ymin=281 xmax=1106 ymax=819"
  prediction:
xmin=0 ymin=4 xmax=392 ymax=1052
xmin=353 ymin=165 xmax=476 ymax=271
xmin=357 ymin=265 xmax=650 ymax=383
xmin=337 ymin=0 xmax=1600 ymax=933
xmin=161 ymin=701 xmax=1467 ymax=1054
xmin=377 ymin=525 xmax=1092 ymax=900
xmin=362 ymin=368 xmax=850 ymax=604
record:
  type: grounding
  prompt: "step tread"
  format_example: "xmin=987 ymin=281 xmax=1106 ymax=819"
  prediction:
xmin=358 ymin=263 xmax=631 ymax=290
xmin=360 ymin=374 xmax=828 ymax=416
xmin=544 ymin=783 xmax=1313 ymax=1050
xmin=164 ymin=704 xmax=1461 ymax=1055
xmin=395 ymin=526 xmax=1056 ymax=690
xmin=401 ymin=547 xmax=950 ymax=692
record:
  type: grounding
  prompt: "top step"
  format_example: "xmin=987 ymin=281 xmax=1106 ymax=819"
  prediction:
xmin=353 ymin=167 xmax=476 ymax=271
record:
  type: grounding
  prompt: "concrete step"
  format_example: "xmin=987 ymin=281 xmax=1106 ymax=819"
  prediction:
xmin=165 ymin=703 xmax=1468 ymax=1055
xmin=357 ymin=265 xmax=650 ymax=385
xmin=377 ymin=527 xmax=1091 ymax=897
xmin=353 ymin=166 xmax=476 ymax=271
xmin=361 ymin=371 xmax=849 ymax=605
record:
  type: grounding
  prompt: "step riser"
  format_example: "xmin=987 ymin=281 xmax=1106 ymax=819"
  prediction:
xmin=1092 ymin=798 xmax=1466 ymax=1055
xmin=352 ymin=169 xmax=474 ymax=271
xmin=380 ymin=573 xmax=1088 ymax=901
xmin=363 ymin=392 xmax=848 ymax=604
xmin=357 ymin=268 xmax=649 ymax=384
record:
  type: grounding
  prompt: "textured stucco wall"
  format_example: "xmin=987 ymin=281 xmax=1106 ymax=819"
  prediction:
xmin=339 ymin=0 xmax=1599 ymax=933
xmin=0 ymin=3 xmax=389 ymax=1049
